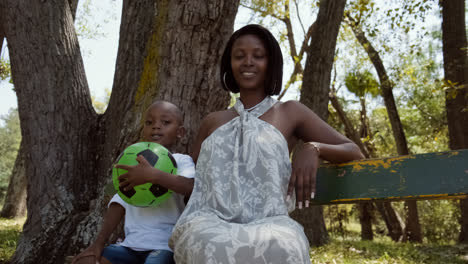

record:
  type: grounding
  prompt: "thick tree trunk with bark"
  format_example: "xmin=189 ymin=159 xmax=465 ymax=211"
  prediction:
xmin=2 ymin=0 xmax=238 ymax=263
xmin=294 ymin=0 xmax=346 ymax=247
xmin=439 ymin=0 xmax=468 ymax=243
xmin=347 ymin=17 xmax=422 ymax=243
xmin=0 ymin=141 xmax=27 ymax=218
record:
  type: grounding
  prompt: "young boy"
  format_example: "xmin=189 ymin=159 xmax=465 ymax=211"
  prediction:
xmin=72 ymin=101 xmax=195 ymax=264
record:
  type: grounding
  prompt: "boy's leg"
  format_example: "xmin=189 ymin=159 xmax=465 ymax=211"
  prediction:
xmin=144 ymin=250 xmax=175 ymax=264
xmin=101 ymin=244 xmax=143 ymax=263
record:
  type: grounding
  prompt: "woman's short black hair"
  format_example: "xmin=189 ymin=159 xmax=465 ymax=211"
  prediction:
xmin=220 ymin=24 xmax=283 ymax=95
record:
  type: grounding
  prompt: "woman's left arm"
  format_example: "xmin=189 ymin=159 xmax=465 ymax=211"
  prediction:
xmin=285 ymin=101 xmax=364 ymax=208
xmin=289 ymin=100 xmax=364 ymax=162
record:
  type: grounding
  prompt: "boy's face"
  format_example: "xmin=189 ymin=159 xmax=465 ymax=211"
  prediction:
xmin=142 ymin=103 xmax=184 ymax=149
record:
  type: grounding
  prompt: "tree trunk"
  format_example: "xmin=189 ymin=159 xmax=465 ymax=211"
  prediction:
xmin=295 ymin=0 xmax=346 ymax=247
xmin=347 ymin=17 xmax=422 ymax=243
xmin=329 ymin=89 xmax=373 ymax=240
xmin=375 ymin=201 xmax=404 ymax=241
xmin=0 ymin=141 xmax=27 ymax=218
xmin=439 ymin=0 xmax=468 ymax=243
xmin=329 ymin=89 xmax=369 ymax=157
xmin=358 ymin=202 xmax=373 ymax=240
xmin=2 ymin=0 xmax=238 ymax=263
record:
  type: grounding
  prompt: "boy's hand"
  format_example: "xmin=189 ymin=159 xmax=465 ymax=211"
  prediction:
xmin=116 ymin=155 xmax=159 ymax=190
xmin=71 ymin=244 xmax=101 ymax=264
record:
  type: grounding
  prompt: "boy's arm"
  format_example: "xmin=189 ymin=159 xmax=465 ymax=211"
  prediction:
xmin=115 ymin=155 xmax=194 ymax=196
xmin=72 ymin=202 xmax=125 ymax=263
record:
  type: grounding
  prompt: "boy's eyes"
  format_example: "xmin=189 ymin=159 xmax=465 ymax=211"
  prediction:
xmin=144 ymin=120 xmax=172 ymax=126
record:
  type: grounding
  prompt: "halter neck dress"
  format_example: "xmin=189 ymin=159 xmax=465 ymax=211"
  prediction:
xmin=169 ymin=96 xmax=311 ymax=264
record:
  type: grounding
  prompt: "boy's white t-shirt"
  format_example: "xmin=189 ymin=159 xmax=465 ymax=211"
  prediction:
xmin=109 ymin=153 xmax=195 ymax=252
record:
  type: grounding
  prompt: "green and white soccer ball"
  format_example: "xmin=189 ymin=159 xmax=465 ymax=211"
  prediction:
xmin=112 ymin=142 xmax=177 ymax=207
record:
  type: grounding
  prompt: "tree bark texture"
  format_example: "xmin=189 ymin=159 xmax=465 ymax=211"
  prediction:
xmin=439 ymin=0 xmax=468 ymax=243
xmin=348 ymin=18 xmax=422 ymax=243
xmin=2 ymin=0 xmax=238 ymax=263
xmin=0 ymin=141 xmax=27 ymax=218
xmin=295 ymin=0 xmax=346 ymax=247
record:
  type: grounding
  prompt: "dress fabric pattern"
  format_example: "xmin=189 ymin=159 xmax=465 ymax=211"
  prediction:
xmin=169 ymin=96 xmax=311 ymax=264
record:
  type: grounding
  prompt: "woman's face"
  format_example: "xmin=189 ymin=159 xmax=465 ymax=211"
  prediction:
xmin=230 ymin=34 xmax=268 ymax=93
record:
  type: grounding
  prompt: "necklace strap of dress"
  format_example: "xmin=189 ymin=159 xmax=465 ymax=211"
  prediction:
xmin=233 ymin=96 xmax=277 ymax=118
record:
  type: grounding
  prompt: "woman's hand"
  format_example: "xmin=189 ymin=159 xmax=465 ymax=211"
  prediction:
xmin=116 ymin=155 xmax=157 ymax=190
xmin=288 ymin=142 xmax=320 ymax=209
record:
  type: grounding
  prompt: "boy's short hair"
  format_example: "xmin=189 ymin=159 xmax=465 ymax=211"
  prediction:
xmin=220 ymin=24 xmax=283 ymax=95
xmin=147 ymin=101 xmax=183 ymax=125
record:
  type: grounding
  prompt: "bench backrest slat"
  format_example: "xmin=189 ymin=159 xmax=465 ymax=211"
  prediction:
xmin=312 ymin=149 xmax=468 ymax=205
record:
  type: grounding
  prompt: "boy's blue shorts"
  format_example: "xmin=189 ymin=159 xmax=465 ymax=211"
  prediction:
xmin=101 ymin=244 xmax=175 ymax=264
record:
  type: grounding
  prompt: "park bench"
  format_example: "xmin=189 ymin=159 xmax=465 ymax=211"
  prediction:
xmin=66 ymin=149 xmax=467 ymax=263
xmin=312 ymin=149 xmax=468 ymax=205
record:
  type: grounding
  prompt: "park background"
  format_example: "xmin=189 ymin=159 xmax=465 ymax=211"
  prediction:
xmin=0 ymin=0 xmax=467 ymax=263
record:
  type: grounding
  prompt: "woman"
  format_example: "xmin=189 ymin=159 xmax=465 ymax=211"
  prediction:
xmin=169 ymin=24 xmax=364 ymax=264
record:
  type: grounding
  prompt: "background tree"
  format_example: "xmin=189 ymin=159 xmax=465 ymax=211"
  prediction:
xmin=0 ymin=110 xmax=21 ymax=204
xmin=293 ymin=0 xmax=347 ymax=246
xmin=439 ymin=0 xmax=468 ymax=243
xmin=240 ymin=0 xmax=316 ymax=100
xmin=0 ymin=0 xmax=118 ymax=220
xmin=344 ymin=2 xmax=426 ymax=243
xmin=1 ymin=1 xmax=239 ymax=263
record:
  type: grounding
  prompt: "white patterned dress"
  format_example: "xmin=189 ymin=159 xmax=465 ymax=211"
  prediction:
xmin=169 ymin=96 xmax=311 ymax=264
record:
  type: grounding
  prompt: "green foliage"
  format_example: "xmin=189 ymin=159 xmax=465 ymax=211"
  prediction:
xmin=324 ymin=204 xmax=354 ymax=238
xmin=419 ymin=200 xmax=461 ymax=244
xmin=75 ymin=0 xmax=107 ymax=40
xmin=0 ymin=109 xmax=21 ymax=202
xmin=229 ymin=93 xmax=240 ymax=108
xmin=396 ymin=38 xmax=448 ymax=154
xmin=0 ymin=59 xmax=11 ymax=81
xmin=0 ymin=217 xmax=24 ymax=263
xmin=319 ymin=201 xmax=466 ymax=263
xmin=344 ymin=70 xmax=380 ymax=98
xmin=91 ymin=88 xmax=111 ymax=114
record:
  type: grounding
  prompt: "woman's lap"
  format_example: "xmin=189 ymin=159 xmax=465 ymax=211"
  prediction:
xmin=172 ymin=215 xmax=310 ymax=264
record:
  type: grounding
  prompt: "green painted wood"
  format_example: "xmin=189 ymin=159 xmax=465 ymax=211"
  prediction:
xmin=312 ymin=149 xmax=468 ymax=205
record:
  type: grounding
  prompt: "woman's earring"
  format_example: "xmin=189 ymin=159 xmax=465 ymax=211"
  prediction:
xmin=223 ymin=72 xmax=229 ymax=90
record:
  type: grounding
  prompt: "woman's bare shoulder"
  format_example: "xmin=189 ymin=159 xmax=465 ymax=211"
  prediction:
xmin=274 ymin=100 xmax=314 ymax=121
xmin=201 ymin=108 xmax=238 ymax=136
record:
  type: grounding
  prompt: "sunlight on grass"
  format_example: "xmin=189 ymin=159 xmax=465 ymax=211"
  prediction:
xmin=310 ymin=223 xmax=468 ymax=264
xmin=0 ymin=217 xmax=25 ymax=263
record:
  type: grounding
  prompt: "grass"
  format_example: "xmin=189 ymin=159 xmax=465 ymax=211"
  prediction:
xmin=1 ymin=218 xmax=468 ymax=263
xmin=312 ymin=222 xmax=468 ymax=264
xmin=0 ymin=217 xmax=24 ymax=263
xmin=310 ymin=237 xmax=468 ymax=263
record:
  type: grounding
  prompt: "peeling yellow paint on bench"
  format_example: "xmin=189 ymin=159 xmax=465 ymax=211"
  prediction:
xmin=312 ymin=149 xmax=468 ymax=205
